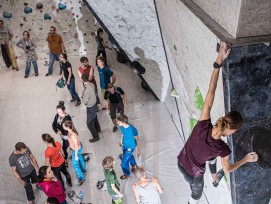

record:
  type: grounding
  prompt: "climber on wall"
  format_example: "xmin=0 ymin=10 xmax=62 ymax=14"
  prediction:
xmin=177 ymin=42 xmax=259 ymax=204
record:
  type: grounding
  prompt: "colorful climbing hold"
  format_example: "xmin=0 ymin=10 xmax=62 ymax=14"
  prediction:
xmin=3 ymin=12 xmax=12 ymax=19
xmin=20 ymin=23 xmax=23 ymax=27
xmin=173 ymin=44 xmax=177 ymax=51
xmin=24 ymin=7 xmax=33 ymax=14
xmin=193 ymin=86 xmax=204 ymax=111
xmin=44 ymin=14 xmax=52 ymax=20
xmin=74 ymin=33 xmax=78 ymax=39
xmin=58 ymin=3 xmax=67 ymax=10
xmin=24 ymin=3 xmax=28 ymax=6
xmin=23 ymin=17 xmax=27 ymax=22
xmin=189 ymin=118 xmax=198 ymax=133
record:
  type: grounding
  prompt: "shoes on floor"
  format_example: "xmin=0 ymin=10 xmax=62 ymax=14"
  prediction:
xmin=45 ymin=73 xmax=51 ymax=77
xmin=75 ymin=101 xmax=81 ymax=106
xmin=78 ymin=179 xmax=84 ymax=186
xmin=89 ymin=137 xmax=100 ymax=143
xmin=24 ymin=76 xmax=28 ymax=78
xmin=120 ymin=175 xmax=129 ymax=180
xmin=213 ymin=169 xmax=225 ymax=187
xmin=70 ymin=98 xmax=76 ymax=102
xmin=35 ymin=73 xmax=39 ymax=77
xmin=113 ymin=126 xmax=118 ymax=132
xmin=16 ymin=68 xmax=19 ymax=71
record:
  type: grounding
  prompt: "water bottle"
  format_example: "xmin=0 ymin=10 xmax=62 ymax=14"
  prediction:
xmin=79 ymin=191 xmax=84 ymax=201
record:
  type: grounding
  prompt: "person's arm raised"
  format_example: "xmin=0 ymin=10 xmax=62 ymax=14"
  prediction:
xmin=199 ymin=42 xmax=231 ymax=121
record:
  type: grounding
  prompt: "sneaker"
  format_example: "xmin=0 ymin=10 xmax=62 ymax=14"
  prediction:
xmin=35 ymin=73 xmax=39 ymax=77
xmin=70 ymin=98 xmax=76 ymax=102
xmin=45 ymin=73 xmax=51 ymax=77
xmin=75 ymin=101 xmax=81 ymax=106
xmin=113 ymin=126 xmax=118 ymax=132
xmin=78 ymin=179 xmax=84 ymax=186
xmin=89 ymin=137 xmax=100 ymax=143
xmin=213 ymin=169 xmax=225 ymax=187
xmin=24 ymin=76 xmax=28 ymax=78
xmin=11 ymin=66 xmax=15 ymax=70
xmin=16 ymin=68 xmax=19 ymax=71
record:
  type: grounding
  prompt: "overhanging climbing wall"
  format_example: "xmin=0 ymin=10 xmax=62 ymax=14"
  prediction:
xmin=82 ymin=0 xmax=170 ymax=101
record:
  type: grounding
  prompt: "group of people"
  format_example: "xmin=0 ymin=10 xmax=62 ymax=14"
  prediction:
xmin=7 ymin=22 xmax=163 ymax=204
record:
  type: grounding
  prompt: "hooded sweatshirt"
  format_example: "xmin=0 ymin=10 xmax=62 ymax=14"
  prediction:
xmin=38 ymin=180 xmax=66 ymax=203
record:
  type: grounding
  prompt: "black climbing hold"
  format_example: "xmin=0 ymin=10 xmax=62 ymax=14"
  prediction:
xmin=36 ymin=3 xmax=43 ymax=10
xmin=20 ymin=23 xmax=23 ymax=27
xmin=24 ymin=3 xmax=28 ymax=6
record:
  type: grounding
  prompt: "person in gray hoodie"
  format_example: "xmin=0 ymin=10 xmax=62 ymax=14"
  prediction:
xmin=16 ymin=31 xmax=38 ymax=78
xmin=82 ymin=74 xmax=101 ymax=142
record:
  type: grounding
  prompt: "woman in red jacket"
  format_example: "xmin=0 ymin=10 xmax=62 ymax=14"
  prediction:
xmin=37 ymin=166 xmax=68 ymax=204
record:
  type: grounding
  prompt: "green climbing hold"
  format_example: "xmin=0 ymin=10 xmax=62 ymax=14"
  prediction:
xmin=194 ymin=86 xmax=204 ymax=111
xmin=189 ymin=118 xmax=198 ymax=133
xmin=173 ymin=44 xmax=177 ymax=51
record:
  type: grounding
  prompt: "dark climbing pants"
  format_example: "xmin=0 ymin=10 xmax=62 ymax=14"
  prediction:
xmin=1 ymin=44 xmax=12 ymax=68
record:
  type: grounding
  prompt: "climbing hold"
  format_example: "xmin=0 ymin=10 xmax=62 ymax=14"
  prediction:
xmin=20 ymin=23 xmax=23 ymax=27
xmin=28 ymin=28 xmax=31 ymax=31
xmin=74 ymin=33 xmax=78 ymax=39
xmin=39 ymin=27 xmax=43 ymax=30
xmin=76 ymin=15 xmax=79 ymax=18
xmin=84 ymin=49 xmax=87 ymax=51
xmin=51 ymin=5 xmax=56 ymax=10
xmin=36 ymin=3 xmax=43 ymax=10
xmin=3 ymin=12 xmax=12 ymax=19
xmin=44 ymin=14 xmax=52 ymax=20
xmin=24 ymin=7 xmax=33 ymax=14
xmin=23 ymin=17 xmax=27 ymax=22
xmin=171 ymin=89 xmax=179 ymax=99
xmin=71 ymin=7 xmax=73 ymax=9
xmin=86 ymin=41 xmax=89 ymax=43
xmin=15 ymin=35 xmax=18 ymax=38
xmin=44 ymin=61 xmax=49 ymax=66
xmin=58 ymin=3 xmax=67 ymax=10
xmin=84 ymin=33 xmax=86 ymax=36
xmin=68 ymin=24 xmax=72 ymax=27
xmin=173 ymin=44 xmax=177 ymax=51
xmin=24 ymin=3 xmax=28 ymax=6
xmin=193 ymin=87 xmax=204 ymax=111
xmin=85 ymin=20 xmax=88 ymax=22
xmin=189 ymin=118 xmax=198 ymax=133
xmin=56 ymin=8 xmax=60 ymax=12
xmin=72 ymin=13 xmax=75 ymax=16
xmin=73 ymin=49 xmax=76 ymax=51
xmin=73 ymin=18 xmax=75 ymax=21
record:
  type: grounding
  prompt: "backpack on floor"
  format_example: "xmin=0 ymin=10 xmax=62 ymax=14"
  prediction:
xmin=116 ymin=49 xmax=128 ymax=63
xmin=56 ymin=77 xmax=65 ymax=90
xmin=96 ymin=179 xmax=107 ymax=191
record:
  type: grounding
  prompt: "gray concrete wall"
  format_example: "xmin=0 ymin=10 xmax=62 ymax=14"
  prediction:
xmin=192 ymin=0 xmax=242 ymax=37
xmin=236 ymin=0 xmax=271 ymax=37
xmin=156 ymin=0 xmax=231 ymax=203
xmin=83 ymin=0 xmax=170 ymax=101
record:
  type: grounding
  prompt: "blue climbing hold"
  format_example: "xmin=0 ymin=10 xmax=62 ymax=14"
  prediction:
xmin=3 ymin=12 xmax=12 ymax=19
xmin=24 ymin=7 xmax=33 ymax=14
xmin=44 ymin=14 xmax=52 ymax=20
xmin=58 ymin=3 xmax=66 ymax=10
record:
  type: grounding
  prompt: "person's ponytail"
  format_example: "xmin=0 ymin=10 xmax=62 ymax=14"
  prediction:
xmin=215 ymin=111 xmax=243 ymax=130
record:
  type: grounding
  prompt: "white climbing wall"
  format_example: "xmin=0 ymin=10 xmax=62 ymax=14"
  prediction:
xmin=83 ymin=0 xmax=170 ymax=101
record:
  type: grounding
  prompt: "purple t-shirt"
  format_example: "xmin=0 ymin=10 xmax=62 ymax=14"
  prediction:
xmin=177 ymin=119 xmax=231 ymax=177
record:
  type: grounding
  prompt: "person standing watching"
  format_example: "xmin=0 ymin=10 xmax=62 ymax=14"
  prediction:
xmin=42 ymin=133 xmax=72 ymax=188
xmin=95 ymin=28 xmax=111 ymax=66
xmin=0 ymin=19 xmax=18 ymax=70
xmin=16 ymin=31 xmax=39 ymax=78
xmin=82 ymin=74 xmax=101 ymax=143
xmin=97 ymin=56 xmax=116 ymax=99
xmin=105 ymin=83 xmax=128 ymax=132
xmin=46 ymin=26 xmax=66 ymax=76
xmin=9 ymin=142 xmax=40 ymax=204
xmin=177 ymin=42 xmax=258 ymax=204
xmin=59 ymin=53 xmax=81 ymax=106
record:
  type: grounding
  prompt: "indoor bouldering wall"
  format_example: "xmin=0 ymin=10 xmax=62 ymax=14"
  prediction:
xmin=0 ymin=0 xmax=98 ymax=66
xmin=223 ymin=44 xmax=271 ymax=204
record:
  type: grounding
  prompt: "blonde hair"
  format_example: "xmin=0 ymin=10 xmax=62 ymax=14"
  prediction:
xmin=102 ymin=156 xmax=114 ymax=169
xmin=134 ymin=166 xmax=145 ymax=178
xmin=215 ymin=111 xmax=243 ymax=130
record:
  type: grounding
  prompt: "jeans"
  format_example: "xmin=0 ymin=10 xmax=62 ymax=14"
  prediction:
xmin=177 ymin=161 xmax=204 ymax=200
xmin=86 ymin=105 xmax=101 ymax=139
xmin=71 ymin=146 xmax=86 ymax=180
xmin=51 ymin=161 xmax=71 ymax=188
xmin=1 ymin=44 xmax=12 ymax=68
xmin=121 ymin=147 xmax=136 ymax=176
xmin=67 ymin=78 xmax=81 ymax=102
xmin=25 ymin=61 xmax=38 ymax=76
xmin=21 ymin=169 xmax=37 ymax=201
xmin=48 ymin=53 xmax=62 ymax=74
xmin=96 ymin=49 xmax=108 ymax=66
xmin=111 ymin=195 xmax=122 ymax=204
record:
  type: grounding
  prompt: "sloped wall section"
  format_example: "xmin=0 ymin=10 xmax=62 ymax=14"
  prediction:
xmin=82 ymin=0 xmax=170 ymax=101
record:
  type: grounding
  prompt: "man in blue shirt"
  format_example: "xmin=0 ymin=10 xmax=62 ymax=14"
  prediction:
xmin=117 ymin=114 xmax=141 ymax=179
xmin=96 ymin=56 xmax=116 ymax=98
